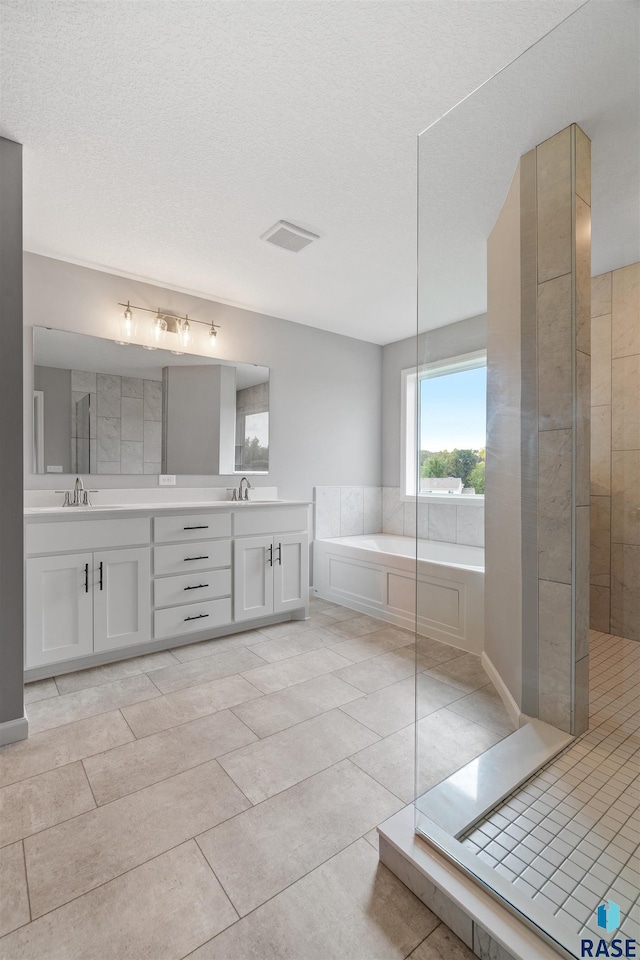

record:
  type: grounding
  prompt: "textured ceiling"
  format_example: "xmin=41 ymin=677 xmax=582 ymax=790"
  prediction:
xmin=2 ymin=0 xmax=634 ymax=344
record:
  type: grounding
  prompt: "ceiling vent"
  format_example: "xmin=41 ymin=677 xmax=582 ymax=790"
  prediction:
xmin=260 ymin=220 xmax=319 ymax=252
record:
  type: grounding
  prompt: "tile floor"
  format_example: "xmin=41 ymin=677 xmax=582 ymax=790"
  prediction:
xmin=0 ymin=598 xmax=510 ymax=960
xmin=463 ymin=631 xmax=640 ymax=945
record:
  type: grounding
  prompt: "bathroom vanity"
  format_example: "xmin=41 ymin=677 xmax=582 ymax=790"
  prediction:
xmin=23 ymin=500 xmax=310 ymax=680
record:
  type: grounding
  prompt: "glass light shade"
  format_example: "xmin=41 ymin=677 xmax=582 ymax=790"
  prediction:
xmin=152 ymin=313 xmax=167 ymax=345
xmin=208 ymin=325 xmax=217 ymax=349
xmin=179 ymin=317 xmax=192 ymax=348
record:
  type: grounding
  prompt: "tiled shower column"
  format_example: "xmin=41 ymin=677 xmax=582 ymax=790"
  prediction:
xmin=522 ymin=125 xmax=591 ymax=735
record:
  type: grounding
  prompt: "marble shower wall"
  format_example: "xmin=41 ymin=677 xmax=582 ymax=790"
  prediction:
xmin=590 ymin=262 xmax=640 ymax=640
xmin=71 ymin=370 xmax=163 ymax=475
xmin=313 ymin=485 xmax=484 ymax=547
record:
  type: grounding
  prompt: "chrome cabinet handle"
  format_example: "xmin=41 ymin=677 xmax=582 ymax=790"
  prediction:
xmin=267 ymin=544 xmax=273 ymax=567
xmin=184 ymin=583 xmax=209 ymax=591
xmin=184 ymin=525 xmax=208 ymax=530
xmin=184 ymin=556 xmax=209 ymax=562
xmin=184 ymin=613 xmax=209 ymax=622
xmin=277 ymin=543 xmax=282 ymax=565
xmin=84 ymin=563 xmax=89 ymax=593
xmin=99 ymin=561 xmax=103 ymax=591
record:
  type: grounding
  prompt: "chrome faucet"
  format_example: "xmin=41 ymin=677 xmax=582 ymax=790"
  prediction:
xmin=56 ymin=476 xmax=95 ymax=507
xmin=238 ymin=477 xmax=251 ymax=501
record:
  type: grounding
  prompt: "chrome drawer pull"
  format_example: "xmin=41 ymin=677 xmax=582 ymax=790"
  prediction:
xmin=184 ymin=556 xmax=209 ymax=561
xmin=184 ymin=613 xmax=209 ymax=622
xmin=184 ymin=525 xmax=209 ymax=530
xmin=184 ymin=583 xmax=209 ymax=591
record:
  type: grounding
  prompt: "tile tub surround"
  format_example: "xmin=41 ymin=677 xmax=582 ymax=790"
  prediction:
xmin=590 ymin=263 xmax=640 ymax=640
xmin=2 ymin=598 xmax=510 ymax=957
xmin=314 ymin=485 xmax=484 ymax=547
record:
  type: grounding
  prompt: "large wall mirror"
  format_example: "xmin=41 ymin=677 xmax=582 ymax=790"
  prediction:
xmin=32 ymin=327 xmax=269 ymax=476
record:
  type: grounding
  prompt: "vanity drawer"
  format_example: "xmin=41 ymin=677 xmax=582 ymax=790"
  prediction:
xmin=154 ymin=597 xmax=232 ymax=640
xmin=153 ymin=539 xmax=231 ymax=576
xmin=26 ymin=518 xmax=151 ymax=555
xmin=154 ymin=512 xmax=231 ymax=543
xmin=154 ymin=569 xmax=231 ymax=608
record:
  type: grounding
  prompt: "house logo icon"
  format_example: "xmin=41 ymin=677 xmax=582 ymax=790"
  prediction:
xmin=597 ymin=901 xmax=621 ymax=934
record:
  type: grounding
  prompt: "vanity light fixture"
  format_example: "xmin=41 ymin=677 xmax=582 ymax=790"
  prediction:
xmin=115 ymin=301 xmax=136 ymax=344
xmin=115 ymin=302 xmax=220 ymax=351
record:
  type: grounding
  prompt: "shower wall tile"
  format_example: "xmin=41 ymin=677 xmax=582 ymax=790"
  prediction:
xmin=314 ymin=487 xmax=341 ymax=540
xmin=537 ymin=274 xmax=573 ymax=430
xmin=538 ymin=429 xmax=572 ymax=584
xmin=590 ymin=585 xmax=610 ymax=635
xmin=144 ymin=380 xmax=163 ymax=421
xmin=428 ymin=503 xmax=456 ymax=544
xmin=611 ymin=543 xmax=639 ymax=641
xmin=575 ymin=505 xmax=590 ymax=661
xmin=97 ymin=374 xmax=121 ymax=418
xmin=382 ymin=487 xmax=403 ymax=536
xmin=590 ymin=405 xmax=611 ymax=497
xmin=590 ymin=495 xmax=611 ymax=587
xmin=363 ymin=487 xmax=382 ymax=535
xmin=121 ymin=397 xmax=144 ymax=441
xmin=456 ymin=505 xmax=484 ymax=547
xmin=591 ymin=272 xmax=611 ymax=319
xmin=340 ymin=486 xmax=364 ymax=537
xmin=96 ymin=417 xmax=121 ymax=463
xmin=121 ymin=377 xmax=144 ymax=399
xmin=576 ymin=350 xmax=591 ymax=508
xmin=591 ymin=314 xmax=611 ymax=406
xmin=71 ymin=370 xmax=96 ymax=393
xmin=611 ymin=354 xmax=640 ymax=451
xmin=611 ymin=449 xmax=640 ymax=546
xmin=536 ymin=127 xmax=572 ymax=284
xmin=611 ymin=261 xmax=640 ymax=358
xmin=97 ymin=461 xmax=120 ymax=474
xmin=538 ymin=579 xmax=572 ymax=733
xmin=575 ymin=196 xmax=591 ymax=356
xmin=121 ymin=441 xmax=144 ymax=475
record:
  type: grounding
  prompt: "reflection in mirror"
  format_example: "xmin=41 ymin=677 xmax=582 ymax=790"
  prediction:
xmin=32 ymin=327 xmax=269 ymax=476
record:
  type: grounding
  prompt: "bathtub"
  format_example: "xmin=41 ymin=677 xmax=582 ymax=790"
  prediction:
xmin=313 ymin=534 xmax=484 ymax=654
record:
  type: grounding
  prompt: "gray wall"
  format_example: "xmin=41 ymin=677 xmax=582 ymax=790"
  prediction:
xmin=0 ymin=138 xmax=25 ymax=741
xmin=381 ymin=314 xmax=487 ymax=487
xmin=34 ymin=365 xmax=72 ymax=473
xmin=23 ymin=254 xmax=383 ymax=502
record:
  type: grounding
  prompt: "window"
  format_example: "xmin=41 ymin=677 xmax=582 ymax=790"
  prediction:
xmin=402 ymin=350 xmax=487 ymax=500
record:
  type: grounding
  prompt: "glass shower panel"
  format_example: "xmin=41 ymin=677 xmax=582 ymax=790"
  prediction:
xmin=413 ymin=3 xmax=639 ymax=957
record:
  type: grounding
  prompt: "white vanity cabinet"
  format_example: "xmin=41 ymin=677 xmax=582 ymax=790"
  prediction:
xmin=25 ymin=544 xmax=151 ymax=668
xmin=233 ymin=508 xmax=309 ymax=622
xmin=24 ymin=501 xmax=310 ymax=679
xmin=25 ymin=552 xmax=94 ymax=667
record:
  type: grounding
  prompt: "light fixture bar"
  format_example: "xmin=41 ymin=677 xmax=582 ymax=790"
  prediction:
xmin=116 ymin=302 xmax=221 ymax=332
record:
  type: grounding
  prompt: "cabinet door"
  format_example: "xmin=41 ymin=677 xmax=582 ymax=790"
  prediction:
xmin=273 ymin=533 xmax=309 ymax=613
xmin=233 ymin=536 xmax=274 ymax=622
xmin=26 ymin=553 xmax=93 ymax=668
xmin=93 ymin=547 xmax=151 ymax=652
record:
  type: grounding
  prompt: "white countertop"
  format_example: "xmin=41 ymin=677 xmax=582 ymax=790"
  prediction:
xmin=24 ymin=499 xmax=310 ymax=518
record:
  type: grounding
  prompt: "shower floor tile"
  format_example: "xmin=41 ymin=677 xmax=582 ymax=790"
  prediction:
xmin=463 ymin=631 xmax=640 ymax=944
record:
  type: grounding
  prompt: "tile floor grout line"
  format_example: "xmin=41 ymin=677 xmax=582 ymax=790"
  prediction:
xmin=117 ymin=706 xmax=139 ymax=742
xmin=20 ymin=838 xmax=33 ymax=925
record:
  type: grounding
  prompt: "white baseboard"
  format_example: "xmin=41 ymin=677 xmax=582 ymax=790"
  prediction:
xmin=481 ymin=651 xmax=522 ymax=729
xmin=0 ymin=715 xmax=29 ymax=746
